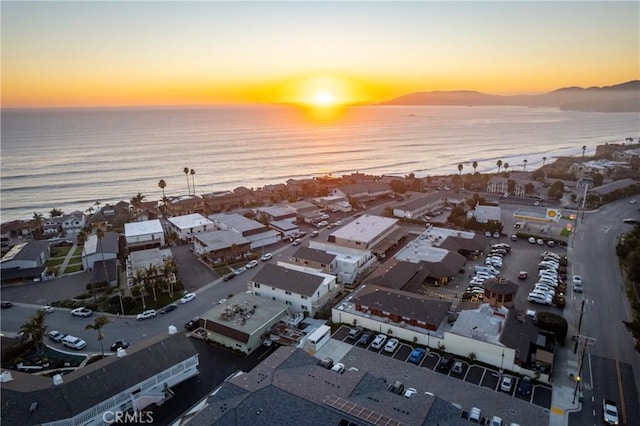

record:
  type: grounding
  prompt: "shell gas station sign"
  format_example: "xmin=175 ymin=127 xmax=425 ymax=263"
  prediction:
xmin=545 ymin=208 xmax=560 ymax=222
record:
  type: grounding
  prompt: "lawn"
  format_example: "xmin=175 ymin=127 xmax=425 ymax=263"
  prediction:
xmin=50 ymin=246 xmax=72 ymax=258
xmin=73 ymin=247 xmax=84 ymax=256
xmin=64 ymin=264 xmax=84 ymax=273
xmin=46 ymin=257 xmax=65 ymax=266
xmin=69 ymin=255 xmax=82 ymax=263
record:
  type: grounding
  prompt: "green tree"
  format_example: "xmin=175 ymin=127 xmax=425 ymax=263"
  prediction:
xmin=496 ymin=159 xmax=503 ymax=174
xmin=145 ymin=263 xmax=158 ymax=301
xmin=49 ymin=208 xmax=64 ymax=217
xmin=522 ymin=159 xmax=528 ymax=171
xmin=524 ymin=183 xmax=535 ymax=195
xmin=472 ymin=161 xmax=478 ymax=174
xmin=592 ymin=172 xmax=604 ymax=187
xmin=582 ymin=145 xmax=586 ymax=157
xmin=20 ymin=310 xmax=47 ymax=353
xmin=85 ymin=316 xmax=110 ymax=357
xmin=32 ymin=212 xmax=44 ymax=239
xmin=542 ymin=156 xmax=547 ymax=166
xmin=536 ymin=311 xmax=568 ymax=345
xmin=389 ymin=179 xmax=409 ymax=193
xmin=503 ymin=162 xmax=510 ymax=174
xmin=96 ymin=228 xmax=110 ymax=291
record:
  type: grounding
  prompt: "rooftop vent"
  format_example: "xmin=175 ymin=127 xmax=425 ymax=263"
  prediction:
xmin=29 ymin=402 xmax=38 ymax=413
xmin=53 ymin=374 xmax=64 ymax=386
xmin=117 ymin=348 xmax=127 ymax=357
xmin=0 ymin=371 xmax=13 ymax=383
xmin=168 ymin=325 xmax=177 ymax=335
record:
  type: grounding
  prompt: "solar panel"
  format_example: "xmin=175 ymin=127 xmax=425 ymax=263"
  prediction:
xmin=323 ymin=395 xmax=406 ymax=426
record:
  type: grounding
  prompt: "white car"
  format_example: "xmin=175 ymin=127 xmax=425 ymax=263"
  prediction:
xmin=331 ymin=362 xmax=345 ymax=374
xmin=246 ymin=260 xmax=259 ymax=269
xmin=528 ymin=237 xmax=536 ymax=244
xmin=136 ymin=309 xmax=156 ymax=320
xmin=403 ymin=387 xmax=417 ymax=398
xmin=261 ymin=253 xmax=273 ymax=261
xmin=573 ymin=275 xmax=584 ymax=293
xmin=384 ymin=338 xmax=399 ymax=352
xmin=528 ymin=292 xmax=552 ymax=305
xmin=40 ymin=305 xmax=55 ymax=314
xmin=234 ymin=267 xmax=247 ymax=275
xmin=71 ymin=307 xmax=93 ymax=317
xmin=180 ymin=292 xmax=196 ymax=303
xmin=48 ymin=330 xmax=66 ymax=342
xmin=218 ymin=298 xmax=227 ymax=305
xmin=500 ymin=375 xmax=513 ymax=392
xmin=371 ymin=334 xmax=387 ymax=350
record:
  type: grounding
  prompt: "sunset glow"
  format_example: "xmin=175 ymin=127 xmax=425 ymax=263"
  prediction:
xmin=1 ymin=2 xmax=638 ymax=108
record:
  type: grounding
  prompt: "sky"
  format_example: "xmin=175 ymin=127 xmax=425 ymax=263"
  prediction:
xmin=1 ymin=1 xmax=639 ymax=108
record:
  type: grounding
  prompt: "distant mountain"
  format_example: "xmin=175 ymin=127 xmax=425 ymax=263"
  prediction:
xmin=380 ymin=80 xmax=640 ymax=112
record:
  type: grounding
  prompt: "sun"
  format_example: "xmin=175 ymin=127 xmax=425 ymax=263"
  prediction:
xmin=313 ymin=91 xmax=337 ymax=107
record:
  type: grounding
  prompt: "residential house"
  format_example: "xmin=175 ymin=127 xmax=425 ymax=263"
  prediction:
xmin=165 ymin=194 xmax=206 ymax=216
xmin=86 ymin=201 xmax=131 ymax=232
xmin=363 ymin=260 xmax=431 ymax=294
xmin=327 ymin=214 xmax=406 ymax=259
xmin=331 ymin=182 xmax=393 ymax=207
xmin=166 ymin=213 xmax=214 ymax=241
xmin=124 ymin=219 xmax=165 ymax=252
xmin=197 ymin=293 xmax=294 ymax=355
xmin=192 ymin=230 xmax=252 ymax=264
xmin=60 ymin=211 xmax=86 ymax=236
xmin=288 ymin=246 xmax=337 ymax=275
xmin=0 ymin=241 xmax=50 ymax=284
xmin=82 ymin=231 xmax=119 ymax=272
xmin=209 ymin=213 xmax=279 ymax=249
xmin=202 ymin=187 xmax=254 ymax=213
xmin=42 ymin=217 xmax=62 ymax=236
xmin=254 ymin=206 xmax=296 ymax=222
xmin=0 ymin=331 xmax=199 ymax=426
xmin=612 ymin=148 xmax=640 ymax=161
xmin=588 ymin=178 xmax=639 ymax=202
xmin=569 ymin=159 xmax=630 ymax=179
xmin=392 ymin=193 xmax=448 ymax=219
xmin=249 ymin=263 xmax=340 ymax=317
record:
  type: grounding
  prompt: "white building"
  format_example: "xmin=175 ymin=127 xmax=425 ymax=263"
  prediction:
xmin=470 ymin=205 xmax=502 ymax=224
xmin=249 ymin=263 xmax=341 ymax=317
xmin=124 ymin=219 xmax=165 ymax=251
xmin=61 ymin=211 xmax=86 ymax=236
xmin=166 ymin=213 xmax=214 ymax=241
xmin=209 ymin=213 xmax=279 ymax=249
xmin=82 ymin=232 xmax=119 ymax=271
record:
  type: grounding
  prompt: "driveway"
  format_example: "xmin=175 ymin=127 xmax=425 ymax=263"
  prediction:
xmin=170 ymin=245 xmax=219 ymax=291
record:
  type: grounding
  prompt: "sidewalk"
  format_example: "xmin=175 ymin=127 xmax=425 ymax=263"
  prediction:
xmin=57 ymin=242 xmax=78 ymax=276
xmin=548 ymin=345 xmax=582 ymax=426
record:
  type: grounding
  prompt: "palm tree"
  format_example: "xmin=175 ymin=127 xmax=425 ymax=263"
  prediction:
xmin=457 ymin=164 xmax=463 ymax=176
xmin=96 ymin=228 xmax=110 ymax=292
xmin=49 ymin=208 xmax=64 ymax=217
xmin=130 ymin=192 xmax=146 ymax=221
xmin=32 ymin=212 xmax=44 ymax=239
xmin=158 ymin=179 xmax=167 ymax=198
xmin=20 ymin=310 xmax=47 ymax=353
xmin=472 ymin=161 xmax=478 ymax=174
xmin=522 ymin=159 xmax=528 ymax=171
xmin=190 ymin=169 xmax=196 ymax=195
xmin=94 ymin=200 xmax=102 ymax=212
xmin=503 ymin=162 xmax=510 ymax=173
xmin=183 ymin=167 xmax=191 ymax=195
xmin=496 ymin=160 xmax=503 ymax=174
xmin=145 ymin=263 xmax=158 ymax=301
xmin=161 ymin=259 xmax=176 ymax=298
xmin=85 ymin=316 xmax=110 ymax=357
xmin=542 ymin=156 xmax=547 ymax=166
xmin=85 ymin=206 xmax=94 ymax=216
xmin=582 ymin=145 xmax=586 ymax=157
xmin=134 ymin=269 xmax=147 ymax=309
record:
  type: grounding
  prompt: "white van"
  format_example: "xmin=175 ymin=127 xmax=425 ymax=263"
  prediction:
xmin=62 ymin=335 xmax=87 ymax=350
xmin=475 ymin=265 xmax=498 ymax=275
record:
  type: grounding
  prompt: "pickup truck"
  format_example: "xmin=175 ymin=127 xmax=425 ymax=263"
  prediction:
xmin=602 ymin=399 xmax=619 ymax=425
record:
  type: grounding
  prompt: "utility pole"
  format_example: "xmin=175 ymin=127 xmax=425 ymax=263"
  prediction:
xmin=573 ymin=335 xmax=597 ymax=404
xmin=574 ymin=299 xmax=586 ymax=354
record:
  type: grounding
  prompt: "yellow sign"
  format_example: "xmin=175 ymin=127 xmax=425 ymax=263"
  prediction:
xmin=546 ymin=208 xmax=560 ymax=221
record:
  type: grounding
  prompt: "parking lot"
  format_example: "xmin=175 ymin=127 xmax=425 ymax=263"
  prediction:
xmin=332 ymin=325 xmax=553 ymax=410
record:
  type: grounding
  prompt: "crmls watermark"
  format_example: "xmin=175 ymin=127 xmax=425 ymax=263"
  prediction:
xmin=103 ymin=411 xmax=154 ymax=424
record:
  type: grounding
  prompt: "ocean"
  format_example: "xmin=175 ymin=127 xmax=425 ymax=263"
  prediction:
xmin=1 ymin=105 xmax=638 ymax=222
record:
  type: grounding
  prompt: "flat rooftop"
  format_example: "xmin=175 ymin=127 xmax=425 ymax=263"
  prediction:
xmin=330 ymin=214 xmax=398 ymax=244
xmin=201 ymin=293 xmax=289 ymax=335
xmin=167 ymin=213 xmax=213 ymax=230
xmin=209 ymin=213 xmax=265 ymax=233
xmin=124 ymin=219 xmax=163 ymax=237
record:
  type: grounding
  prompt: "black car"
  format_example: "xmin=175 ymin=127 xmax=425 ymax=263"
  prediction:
xmin=438 ymin=356 xmax=454 ymax=373
xmin=517 ymin=376 xmax=532 ymax=395
xmin=358 ymin=333 xmax=372 ymax=345
xmin=185 ymin=317 xmax=200 ymax=331
xmin=160 ymin=303 xmax=178 ymax=314
xmin=1 ymin=301 xmax=13 ymax=309
xmin=223 ymin=273 xmax=235 ymax=281
xmin=110 ymin=340 xmax=130 ymax=351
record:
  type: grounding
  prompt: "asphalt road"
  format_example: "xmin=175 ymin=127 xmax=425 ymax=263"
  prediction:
xmin=568 ymin=198 xmax=640 ymax=426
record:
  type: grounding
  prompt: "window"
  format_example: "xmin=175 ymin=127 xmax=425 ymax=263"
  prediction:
xmin=301 ymin=295 xmax=307 ymax=299
xmin=301 ymin=305 xmax=308 ymax=310
xmin=254 ymin=283 xmax=260 ymax=288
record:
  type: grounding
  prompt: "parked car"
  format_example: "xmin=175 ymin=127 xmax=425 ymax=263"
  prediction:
xmin=48 ymin=330 xmax=66 ymax=342
xmin=452 ymin=360 xmax=464 ymax=375
xmin=517 ymin=376 xmax=532 ymax=395
xmin=493 ymin=231 xmax=500 ymax=238
xmin=528 ymin=237 xmax=536 ymax=244
xmin=438 ymin=356 xmax=454 ymax=372
xmin=40 ymin=305 xmax=55 ymax=314
xmin=261 ymin=253 xmax=273 ymax=261
xmin=490 ymin=416 xmax=503 ymax=426
xmin=223 ymin=273 xmax=235 ymax=281
xmin=408 ymin=348 xmax=426 ymax=364
xmin=0 ymin=301 xmax=12 ymax=309
xmin=403 ymin=387 xmax=417 ymax=398
xmin=234 ymin=267 xmax=247 ymax=275
xmin=358 ymin=333 xmax=372 ymax=345
xmin=218 ymin=298 xmax=227 ymax=305
xmin=71 ymin=307 xmax=93 ymax=317
xmin=184 ymin=317 xmax=200 ymax=330
xmin=528 ymin=293 xmax=552 ymax=305
xmin=310 ymin=230 xmax=319 ymax=238
xmin=160 ymin=303 xmax=178 ymax=314
xmin=110 ymin=340 xmax=130 ymax=351
xmin=383 ymin=338 xmax=399 ymax=353
xmin=572 ymin=275 xmax=584 ymax=293
xmin=500 ymin=375 xmax=514 ymax=393
xmin=371 ymin=334 xmax=387 ymax=350
xmin=62 ymin=335 xmax=87 ymax=350
xmin=511 ymin=234 xmax=518 ymax=241
xmin=180 ymin=292 xmax=196 ymax=304
xmin=536 ymin=239 xmax=545 ymax=245
xmin=517 ymin=271 xmax=528 ymax=280
xmin=318 ymin=357 xmax=334 ymax=369
xmin=292 ymin=238 xmax=302 ymax=246
xmin=136 ymin=309 xmax=156 ymax=320
xmin=246 ymin=260 xmax=259 ymax=269
xmin=347 ymin=326 xmax=363 ymax=340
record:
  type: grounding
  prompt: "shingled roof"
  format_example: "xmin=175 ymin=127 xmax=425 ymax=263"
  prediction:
xmin=1 ymin=332 xmax=198 ymax=426
xmin=251 ymin=263 xmax=326 ymax=297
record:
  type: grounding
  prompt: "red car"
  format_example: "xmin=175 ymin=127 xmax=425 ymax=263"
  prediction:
xmin=518 ymin=271 xmax=528 ymax=280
